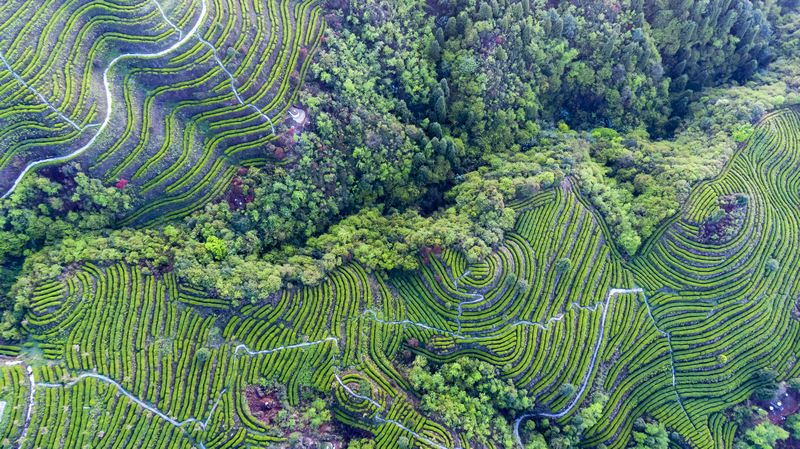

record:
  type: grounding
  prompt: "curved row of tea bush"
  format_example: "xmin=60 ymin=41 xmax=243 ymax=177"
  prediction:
xmin=0 ymin=0 xmax=323 ymax=224
xmin=9 ymin=109 xmax=800 ymax=449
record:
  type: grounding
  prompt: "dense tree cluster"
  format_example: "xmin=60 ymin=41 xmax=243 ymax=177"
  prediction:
xmin=1 ymin=0 xmax=798 ymax=333
xmin=514 ymin=392 xmax=613 ymax=449
xmin=735 ymin=421 xmax=790 ymax=449
xmin=0 ymin=161 xmax=560 ymax=327
xmin=285 ymin=0 xmax=795 ymax=257
xmin=405 ymin=356 xmax=674 ymax=449
xmin=303 ymin=0 xmax=455 ymax=210
xmin=408 ymin=356 xmax=534 ymax=447
xmin=728 ymin=379 xmax=800 ymax=449
xmin=0 ymin=164 xmax=132 ymax=266
xmin=0 ymin=165 xmax=133 ymax=337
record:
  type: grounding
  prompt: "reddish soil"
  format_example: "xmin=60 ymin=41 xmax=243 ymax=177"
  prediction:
xmin=40 ymin=165 xmax=76 ymax=191
xmin=698 ymin=195 xmax=747 ymax=243
xmin=341 ymin=424 xmax=374 ymax=446
xmin=37 ymin=166 xmax=85 ymax=212
xmin=226 ymin=173 xmax=254 ymax=211
xmin=245 ymin=385 xmax=347 ymax=447
xmin=765 ymin=388 xmax=800 ymax=425
xmin=245 ymin=386 xmax=283 ymax=425
xmin=419 ymin=245 xmax=442 ymax=265
xmin=138 ymin=258 xmax=173 ymax=277
xmin=753 ymin=383 xmax=800 ymax=449
xmin=59 ymin=261 xmax=86 ymax=281
xmin=778 ymin=438 xmax=800 ymax=449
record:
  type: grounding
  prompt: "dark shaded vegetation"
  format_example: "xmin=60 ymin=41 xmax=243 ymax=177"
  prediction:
xmin=2 ymin=0 xmax=799 ymax=335
xmin=4 ymin=1 xmax=800 ymax=449
xmin=408 ymin=356 xmax=534 ymax=446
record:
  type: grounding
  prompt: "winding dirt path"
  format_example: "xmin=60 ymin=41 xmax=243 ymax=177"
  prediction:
xmin=38 ymin=372 xmax=225 ymax=449
xmin=1 ymin=0 xmax=207 ymax=199
xmin=235 ymin=337 xmax=463 ymax=449
xmin=453 ymin=270 xmax=484 ymax=334
xmin=39 ymin=373 xmax=209 ymax=428
xmin=20 ymin=364 xmax=34 ymax=444
xmin=363 ymin=286 xmax=656 ymax=449
xmin=363 ymin=309 xmax=467 ymax=339
xmin=0 ymin=53 xmax=97 ymax=132
xmin=640 ymin=287 xmax=692 ymax=427
xmin=1 ymin=352 xmax=223 ymax=449
xmin=157 ymin=0 xmax=277 ymax=135
xmin=0 ymin=358 xmax=34 ymax=446
xmin=513 ymin=287 xmax=643 ymax=448
xmin=151 ymin=0 xmax=182 ymax=39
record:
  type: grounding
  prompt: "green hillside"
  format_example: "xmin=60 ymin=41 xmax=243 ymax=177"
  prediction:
xmin=2 ymin=1 xmax=800 ymax=449
xmin=0 ymin=109 xmax=798 ymax=448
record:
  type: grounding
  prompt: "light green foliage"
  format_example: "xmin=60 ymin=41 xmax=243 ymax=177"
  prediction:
xmin=630 ymin=421 xmax=669 ymax=449
xmin=766 ymin=259 xmax=780 ymax=273
xmin=348 ymin=439 xmax=376 ymax=449
xmin=409 ymin=356 xmax=534 ymax=447
xmin=446 ymin=172 xmax=518 ymax=252
xmin=204 ymin=236 xmax=228 ymax=261
xmin=786 ymin=414 xmax=800 ymax=439
xmin=303 ymin=398 xmax=331 ymax=429
xmin=744 ymin=423 xmax=789 ymax=449
xmin=524 ymin=433 xmax=550 ymax=449
xmin=195 ymin=347 xmax=212 ymax=364
xmin=0 ymin=165 xmax=131 ymax=265
xmin=555 ymin=258 xmax=573 ymax=274
xmin=733 ymin=124 xmax=756 ymax=142
xmin=575 ymin=393 xmax=608 ymax=433
xmin=308 ymin=208 xmax=430 ymax=272
xmin=306 ymin=205 xmax=507 ymax=271
xmin=397 ymin=436 xmax=410 ymax=449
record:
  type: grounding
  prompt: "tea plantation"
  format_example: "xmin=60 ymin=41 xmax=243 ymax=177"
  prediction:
xmin=0 ymin=0 xmax=322 ymax=223
xmin=1 ymin=107 xmax=799 ymax=448
xmin=1 ymin=0 xmax=800 ymax=447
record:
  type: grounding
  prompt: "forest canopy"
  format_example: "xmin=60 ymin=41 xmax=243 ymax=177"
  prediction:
xmin=1 ymin=1 xmax=800 ymax=449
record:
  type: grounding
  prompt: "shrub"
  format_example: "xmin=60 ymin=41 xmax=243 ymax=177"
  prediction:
xmin=733 ymin=124 xmax=755 ymax=142
xmin=766 ymin=259 xmax=780 ymax=273
xmin=555 ymin=257 xmax=573 ymax=273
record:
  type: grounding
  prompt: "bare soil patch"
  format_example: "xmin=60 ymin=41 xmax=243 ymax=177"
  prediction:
xmin=226 ymin=168 xmax=254 ymax=211
xmin=766 ymin=386 xmax=800 ymax=425
xmin=245 ymin=386 xmax=283 ymax=425
xmin=698 ymin=194 xmax=748 ymax=243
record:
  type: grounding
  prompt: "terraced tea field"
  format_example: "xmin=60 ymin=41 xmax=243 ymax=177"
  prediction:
xmin=0 ymin=0 xmax=323 ymax=224
xmin=1 ymin=107 xmax=800 ymax=448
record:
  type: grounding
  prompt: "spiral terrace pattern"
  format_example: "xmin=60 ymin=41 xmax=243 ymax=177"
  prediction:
xmin=3 ymin=111 xmax=800 ymax=445
xmin=0 ymin=0 xmax=324 ymax=223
